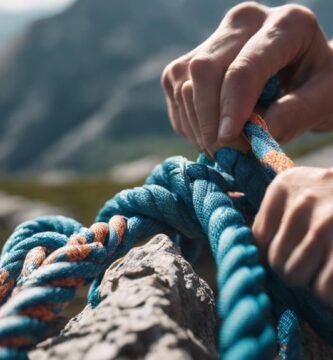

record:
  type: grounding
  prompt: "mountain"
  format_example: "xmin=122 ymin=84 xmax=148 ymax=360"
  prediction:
xmin=0 ymin=9 xmax=63 ymax=51
xmin=0 ymin=0 xmax=330 ymax=174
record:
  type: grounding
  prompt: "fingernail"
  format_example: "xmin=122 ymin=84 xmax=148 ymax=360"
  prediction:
xmin=219 ymin=116 xmax=234 ymax=141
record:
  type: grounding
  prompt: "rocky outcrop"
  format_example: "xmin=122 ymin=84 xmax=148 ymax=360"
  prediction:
xmin=25 ymin=231 xmax=333 ymax=359
xmin=30 ymin=235 xmax=217 ymax=359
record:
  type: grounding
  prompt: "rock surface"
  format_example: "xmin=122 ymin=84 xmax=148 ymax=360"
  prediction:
xmin=30 ymin=235 xmax=217 ymax=360
xmin=27 ymin=232 xmax=333 ymax=359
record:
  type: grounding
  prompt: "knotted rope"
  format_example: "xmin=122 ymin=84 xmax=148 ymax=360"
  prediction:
xmin=0 ymin=80 xmax=333 ymax=359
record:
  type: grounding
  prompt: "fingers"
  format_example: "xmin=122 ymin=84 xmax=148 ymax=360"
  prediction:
xmin=181 ymin=80 xmax=203 ymax=150
xmin=162 ymin=3 xmax=324 ymax=150
xmin=252 ymin=175 xmax=288 ymax=257
xmin=315 ymin=250 xmax=333 ymax=306
xmin=177 ymin=97 xmax=198 ymax=148
xmin=218 ymin=5 xmax=318 ymax=143
xmin=161 ymin=51 xmax=194 ymax=136
xmin=161 ymin=2 xmax=269 ymax=153
xmin=191 ymin=5 xmax=268 ymax=154
xmin=189 ymin=54 xmax=225 ymax=156
xmin=283 ymin=225 xmax=329 ymax=287
xmin=254 ymin=166 xmax=333 ymax=307
xmin=266 ymin=196 xmax=313 ymax=277
xmin=265 ymin=68 xmax=333 ymax=143
xmin=253 ymin=168 xmax=316 ymax=283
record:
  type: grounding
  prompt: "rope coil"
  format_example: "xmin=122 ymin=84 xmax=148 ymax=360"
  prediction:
xmin=0 ymin=81 xmax=332 ymax=359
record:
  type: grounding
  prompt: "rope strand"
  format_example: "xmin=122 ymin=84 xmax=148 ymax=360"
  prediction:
xmin=0 ymin=79 xmax=332 ymax=359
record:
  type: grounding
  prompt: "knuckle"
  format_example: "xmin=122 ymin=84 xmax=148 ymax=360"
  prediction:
xmin=189 ymin=55 xmax=220 ymax=80
xmin=225 ymin=56 xmax=257 ymax=83
xmin=318 ymin=204 xmax=333 ymax=225
xmin=287 ymin=193 xmax=314 ymax=221
xmin=319 ymin=167 xmax=333 ymax=181
xmin=167 ymin=58 xmax=188 ymax=80
xmin=307 ymin=221 xmax=330 ymax=246
xmin=267 ymin=243 xmax=284 ymax=273
xmin=275 ymin=4 xmax=317 ymax=31
xmin=269 ymin=172 xmax=289 ymax=193
xmin=299 ymin=189 xmax=316 ymax=206
xmin=160 ymin=66 xmax=172 ymax=93
xmin=181 ymin=80 xmax=193 ymax=99
xmin=174 ymin=84 xmax=184 ymax=104
xmin=315 ymin=271 xmax=333 ymax=304
xmin=225 ymin=2 xmax=266 ymax=27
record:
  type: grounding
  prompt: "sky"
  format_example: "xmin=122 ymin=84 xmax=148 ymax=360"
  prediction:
xmin=0 ymin=0 xmax=76 ymax=12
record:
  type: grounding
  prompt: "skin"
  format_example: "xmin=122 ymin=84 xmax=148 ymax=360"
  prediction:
xmin=253 ymin=166 xmax=333 ymax=306
xmin=161 ymin=2 xmax=333 ymax=306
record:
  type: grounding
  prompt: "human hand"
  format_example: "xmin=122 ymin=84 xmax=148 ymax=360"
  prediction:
xmin=253 ymin=166 xmax=333 ymax=307
xmin=161 ymin=2 xmax=333 ymax=156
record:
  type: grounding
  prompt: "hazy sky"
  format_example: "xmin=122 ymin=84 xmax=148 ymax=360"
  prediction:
xmin=0 ymin=0 xmax=76 ymax=12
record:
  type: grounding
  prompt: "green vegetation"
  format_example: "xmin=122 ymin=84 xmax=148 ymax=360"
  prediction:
xmin=0 ymin=178 xmax=140 ymax=224
xmin=1 ymin=132 xmax=333 ymax=244
xmin=0 ymin=177 xmax=141 ymax=244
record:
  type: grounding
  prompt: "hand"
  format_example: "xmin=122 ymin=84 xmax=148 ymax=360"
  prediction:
xmin=253 ymin=167 xmax=333 ymax=307
xmin=161 ymin=2 xmax=333 ymax=156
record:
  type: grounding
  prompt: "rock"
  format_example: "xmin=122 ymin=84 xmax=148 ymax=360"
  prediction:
xmin=30 ymin=235 xmax=217 ymax=360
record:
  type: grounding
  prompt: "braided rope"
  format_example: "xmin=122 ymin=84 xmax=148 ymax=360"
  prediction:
xmin=0 ymin=81 xmax=333 ymax=359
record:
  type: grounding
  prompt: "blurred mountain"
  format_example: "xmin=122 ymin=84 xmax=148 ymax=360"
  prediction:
xmin=0 ymin=0 xmax=331 ymax=174
xmin=0 ymin=12 xmax=41 ymax=50
xmin=0 ymin=9 xmax=64 ymax=51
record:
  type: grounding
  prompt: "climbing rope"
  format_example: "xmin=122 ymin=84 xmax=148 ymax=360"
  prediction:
xmin=0 ymin=79 xmax=333 ymax=359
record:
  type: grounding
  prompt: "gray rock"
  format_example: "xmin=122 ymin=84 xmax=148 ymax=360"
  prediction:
xmin=30 ymin=235 xmax=217 ymax=360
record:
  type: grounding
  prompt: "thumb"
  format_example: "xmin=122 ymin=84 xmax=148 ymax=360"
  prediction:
xmin=264 ymin=93 xmax=307 ymax=144
xmin=265 ymin=76 xmax=333 ymax=144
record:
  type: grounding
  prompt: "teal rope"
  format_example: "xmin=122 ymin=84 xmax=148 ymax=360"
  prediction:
xmin=0 ymin=78 xmax=332 ymax=359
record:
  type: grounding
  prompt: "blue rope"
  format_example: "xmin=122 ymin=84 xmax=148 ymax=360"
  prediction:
xmin=0 ymin=77 xmax=332 ymax=359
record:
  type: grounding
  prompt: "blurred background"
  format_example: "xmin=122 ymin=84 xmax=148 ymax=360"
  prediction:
xmin=0 ymin=0 xmax=332 ymax=243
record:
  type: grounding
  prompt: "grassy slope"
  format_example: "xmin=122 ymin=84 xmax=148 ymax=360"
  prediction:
xmin=2 ymin=131 xmax=333 ymax=242
xmin=0 ymin=178 xmax=140 ymax=246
